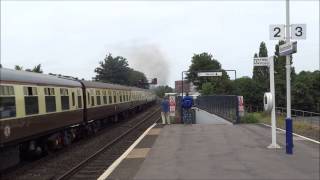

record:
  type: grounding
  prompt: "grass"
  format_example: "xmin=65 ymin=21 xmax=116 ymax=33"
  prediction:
xmin=241 ymin=112 xmax=320 ymax=141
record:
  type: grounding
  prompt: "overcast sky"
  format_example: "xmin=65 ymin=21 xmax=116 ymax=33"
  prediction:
xmin=1 ymin=1 xmax=319 ymax=87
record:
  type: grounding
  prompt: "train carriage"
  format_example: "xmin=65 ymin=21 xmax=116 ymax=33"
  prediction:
xmin=0 ymin=68 xmax=156 ymax=170
xmin=0 ymin=68 xmax=84 ymax=147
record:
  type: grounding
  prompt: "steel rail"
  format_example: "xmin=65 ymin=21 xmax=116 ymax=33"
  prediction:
xmin=57 ymin=108 xmax=160 ymax=180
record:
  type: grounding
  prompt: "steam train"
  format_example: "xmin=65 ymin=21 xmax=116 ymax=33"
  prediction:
xmin=0 ymin=68 xmax=156 ymax=170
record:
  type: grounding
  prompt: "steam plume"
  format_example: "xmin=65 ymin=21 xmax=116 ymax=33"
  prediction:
xmin=119 ymin=44 xmax=170 ymax=85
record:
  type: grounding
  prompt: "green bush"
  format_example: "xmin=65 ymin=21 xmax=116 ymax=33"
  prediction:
xmin=241 ymin=113 xmax=259 ymax=123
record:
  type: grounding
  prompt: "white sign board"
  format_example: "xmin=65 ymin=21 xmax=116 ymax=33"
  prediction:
xmin=279 ymin=41 xmax=297 ymax=56
xmin=269 ymin=24 xmax=285 ymax=40
xmin=291 ymin=24 xmax=306 ymax=40
xmin=169 ymin=96 xmax=176 ymax=116
xmin=197 ymin=72 xmax=222 ymax=77
xmin=253 ymin=57 xmax=269 ymax=67
xmin=238 ymin=96 xmax=244 ymax=117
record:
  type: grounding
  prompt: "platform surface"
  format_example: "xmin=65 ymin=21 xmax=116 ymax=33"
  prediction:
xmin=132 ymin=124 xmax=319 ymax=180
xmin=106 ymin=113 xmax=319 ymax=180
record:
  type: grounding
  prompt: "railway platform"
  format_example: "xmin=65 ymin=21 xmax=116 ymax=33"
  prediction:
xmin=99 ymin=109 xmax=320 ymax=180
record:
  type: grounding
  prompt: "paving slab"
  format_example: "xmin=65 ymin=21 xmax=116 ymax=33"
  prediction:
xmin=133 ymin=124 xmax=319 ymax=180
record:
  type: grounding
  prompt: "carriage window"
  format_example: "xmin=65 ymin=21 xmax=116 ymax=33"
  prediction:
xmin=91 ymin=96 xmax=95 ymax=106
xmin=44 ymin=87 xmax=56 ymax=112
xmin=120 ymin=92 xmax=122 ymax=103
xmin=102 ymin=90 xmax=107 ymax=104
xmin=78 ymin=96 xmax=82 ymax=108
xmin=71 ymin=92 xmax=75 ymax=106
xmin=113 ymin=91 xmax=117 ymax=103
xmin=96 ymin=90 xmax=101 ymax=105
xmin=108 ymin=91 xmax=112 ymax=104
xmin=24 ymin=86 xmax=39 ymax=115
xmin=77 ymin=89 xmax=82 ymax=108
xmin=60 ymin=88 xmax=69 ymax=110
xmin=87 ymin=92 xmax=90 ymax=105
xmin=0 ymin=85 xmax=16 ymax=119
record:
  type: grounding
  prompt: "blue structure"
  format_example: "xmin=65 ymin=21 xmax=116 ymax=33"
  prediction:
xmin=285 ymin=117 xmax=294 ymax=154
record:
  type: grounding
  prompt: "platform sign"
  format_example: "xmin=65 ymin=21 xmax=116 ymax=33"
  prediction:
xmin=169 ymin=96 xmax=176 ymax=116
xmin=279 ymin=41 xmax=297 ymax=56
xmin=269 ymin=24 xmax=285 ymax=40
xmin=197 ymin=72 xmax=222 ymax=77
xmin=238 ymin=96 xmax=244 ymax=117
xmin=253 ymin=57 xmax=269 ymax=67
xmin=291 ymin=24 xmax=306 ymax=40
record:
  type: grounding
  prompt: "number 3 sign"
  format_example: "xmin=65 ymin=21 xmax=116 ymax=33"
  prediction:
xmin=269 ymin=24 xmax=306 ymax=40
xmin=291 ymin=24 xmax=306 ymax=40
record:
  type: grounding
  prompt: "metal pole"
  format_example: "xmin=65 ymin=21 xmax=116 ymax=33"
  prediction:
xmin=268 ymin=56 xmax=280 ymax=149
xmin=181 ymin=72 xmax=184 ymax=98
xmin=181 ymin=71 xmax=184 ymax=124
xmin=285 ymin=0 xmax=293 ymax=154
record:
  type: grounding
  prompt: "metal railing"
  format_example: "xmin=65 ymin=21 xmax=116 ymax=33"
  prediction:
xmin=195 ymin=95 xmax=240 ymax=123
xmin=275 ymin=107 xmax=320 ymax=117
xmin=245 ymin=105 xmax=320 ymax=117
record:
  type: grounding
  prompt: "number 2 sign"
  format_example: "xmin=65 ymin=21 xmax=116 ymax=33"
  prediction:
xmin=269 ymin=24 xmax=285 ymax=40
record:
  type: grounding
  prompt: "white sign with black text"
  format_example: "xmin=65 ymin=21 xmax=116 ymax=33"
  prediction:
xmin=291 ymin=24 xmax=306 ymax=40
xmin=253 ymin=57 xmax=269 ymax=67
xmin=269 ymin=24 xmax=285 ymax=40
xmin=197 ymin=72 xmax=222 ymax=77
xmin=279 ymin=41 xmax=297 ymax=56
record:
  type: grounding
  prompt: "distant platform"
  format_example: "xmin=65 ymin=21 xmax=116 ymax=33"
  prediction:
xmin=103 ymin=115 xmax=319 ymax=180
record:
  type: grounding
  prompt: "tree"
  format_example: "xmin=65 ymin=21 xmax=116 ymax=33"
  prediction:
xmin=292 ymin=71 xmax=320 ymax=112
xmin=128 ymin=70 xmax=149 ymax=89
xmin=153 ymin=85 xmax=173 ymax=98
xmin=252 ymin=42 xmax=269 ymax=91
xmin=94 ymin=53 xmax=149 ymax=88
xmin=186 ymin=52 xmax=232 ymax=95
xmin=31 ymin=64 xmax=43 ymax=73
xmin=200 ymin=82 xmax=214 ymax=95
xmin=231 ymin=77 xmax=261 ymax=109
xmin=14 ymin=64 xmax=43 ymax=73
xmin=273 ymin=40 xmax=296 ymax=107
xmin=15 ymin=65 xmax=23 ymax=70
xmin=94 ymin=53 xmax=131 ymax=85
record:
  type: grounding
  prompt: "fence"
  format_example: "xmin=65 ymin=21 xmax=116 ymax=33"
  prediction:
xmin=195 ymin=95 xmax=240 ymax=123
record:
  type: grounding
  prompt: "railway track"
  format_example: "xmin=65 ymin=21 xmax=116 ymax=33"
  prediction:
xmin=58 ymin=108 xmax=160 ymax=180
xmin=1 ymin=105 xmax=160 ymax=180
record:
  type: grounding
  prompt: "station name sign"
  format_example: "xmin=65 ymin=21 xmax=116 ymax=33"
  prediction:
xmin=253 ymin=57 xmax=269 ymax=67
xmin=279 ymin=41 xmax=297 ymax=56
xmin=197 ymin=72 xmax=222 ymax=77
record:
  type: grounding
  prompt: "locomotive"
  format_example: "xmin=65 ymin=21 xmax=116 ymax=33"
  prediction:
xmin=0 ymin=68 xmax=156 ymax=170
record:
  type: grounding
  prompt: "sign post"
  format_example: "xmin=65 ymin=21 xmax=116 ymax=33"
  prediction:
xmin=268 ymin=56 xmax=281 ymax=149
xmin=269 ymin=0 xmax=306 ymax=154
xmin=254 ymin=56 xmax=280 ymax=149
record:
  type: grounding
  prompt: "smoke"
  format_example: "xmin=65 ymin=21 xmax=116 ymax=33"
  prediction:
xmin=119 ymin=44 xmax=170 ymax=85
